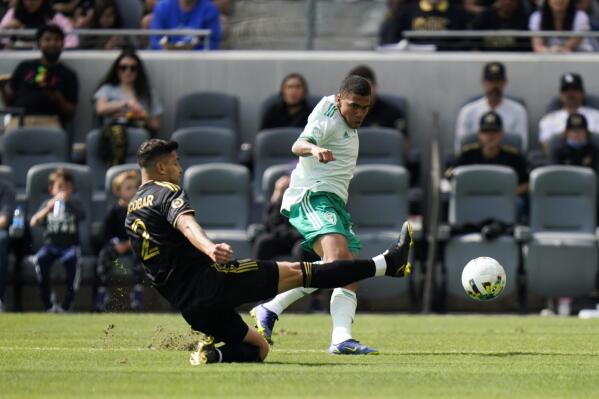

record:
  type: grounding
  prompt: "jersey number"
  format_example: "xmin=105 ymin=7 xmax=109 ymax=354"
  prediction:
xmin=131 ymin=219 xmax=160 ymax=261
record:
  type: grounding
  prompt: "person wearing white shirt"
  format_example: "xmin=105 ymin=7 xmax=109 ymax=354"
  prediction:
xmin=538 ymin=73 xmax=599 ymax=152
xmin=454 ymin=61 xmax=529 ymax=154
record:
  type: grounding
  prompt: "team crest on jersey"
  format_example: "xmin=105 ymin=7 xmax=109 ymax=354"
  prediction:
xmin=171 ymin=198 xmax=184 ymax=209
xmin=323 ymin=211 xmax=337 ymax=225
xmin=312 ymin=126 xmax=323 ymax=138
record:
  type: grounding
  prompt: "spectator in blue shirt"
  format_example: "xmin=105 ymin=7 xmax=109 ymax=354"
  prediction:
xmin=150 ymin=0 xmax=221 ymax=50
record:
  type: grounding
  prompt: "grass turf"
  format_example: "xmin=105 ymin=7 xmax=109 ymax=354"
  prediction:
xmin=1 ymin=313 xmax=599 ymax=398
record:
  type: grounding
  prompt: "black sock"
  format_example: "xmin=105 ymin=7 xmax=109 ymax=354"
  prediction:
xmin=301 ymin=259 xmax=375 ymax=288
xmin=218 ymin=342 xmax=261 ymax=363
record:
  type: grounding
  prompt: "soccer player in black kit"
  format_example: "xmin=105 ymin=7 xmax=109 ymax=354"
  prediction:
xmin=126 ymin=139 xmax=413 ymax=365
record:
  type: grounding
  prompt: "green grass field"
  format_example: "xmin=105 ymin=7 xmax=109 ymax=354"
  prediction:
xmin=1 ymin=313 xmax=599 ymax=398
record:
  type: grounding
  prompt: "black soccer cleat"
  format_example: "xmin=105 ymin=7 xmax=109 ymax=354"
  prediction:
xmin=189 ymin=336 xmax=220 ymax=365
xmin=384 ymin=221 xmax=414 ymax=278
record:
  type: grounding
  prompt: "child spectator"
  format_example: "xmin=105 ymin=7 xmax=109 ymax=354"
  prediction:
xmin=30 ymin=168 xmax=86 ymax=312
xmin=94 ymin=170 xmax=144 ymax=312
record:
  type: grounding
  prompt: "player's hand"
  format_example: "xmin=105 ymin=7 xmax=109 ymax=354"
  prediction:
xmin=311 ymin=147 xmax=336 ymax=163
xmin=211 ymin=243 xmax=233 ymax=264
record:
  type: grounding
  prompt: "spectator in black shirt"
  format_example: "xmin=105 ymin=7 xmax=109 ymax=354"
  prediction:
xmin=470 ymin=0 xmax=531 ymax=51
xmin=447 ymin=110 xmax=529 ymax=196
xmin=260 ymin=73 xmax=311 ymax=131
xmin=0 ymin=24 xmax=79 ymax=132
xmin=553 ymin=113 xmax=599 ymax=169
xmin=0 ymin=179 xmax=16 ymax=313
xmin=94 ymin=170 xmax=144 ymax=312
xmin=30 ymin=168 xmax=86 ymax=312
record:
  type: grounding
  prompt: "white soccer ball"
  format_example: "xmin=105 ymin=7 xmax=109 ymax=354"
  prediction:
xmin=461 ymin=257 xmax=506 ymax=301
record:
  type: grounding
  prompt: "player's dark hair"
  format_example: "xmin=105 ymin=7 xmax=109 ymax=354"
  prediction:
xmin=339 ymin=75 xmax=371 ymax=98
xmin=49 ymin=168 xmax=74 ymax=186
xmin=137 ymin=139 xmax=178 ymax=168
xmin=348 ymin=65 xmax=376 ymax=85
xmin=36 ymin=24 xmax=65 ymax=42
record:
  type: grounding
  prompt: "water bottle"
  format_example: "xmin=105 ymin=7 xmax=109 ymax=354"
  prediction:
xmin=9 ymin=205 xmax=25 ymax=238
xmin=53 ymin=200 xmax=65 ymax=221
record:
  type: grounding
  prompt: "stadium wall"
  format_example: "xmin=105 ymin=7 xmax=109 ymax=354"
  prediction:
xmin=2 ymin=51 xmax=599 ymax=157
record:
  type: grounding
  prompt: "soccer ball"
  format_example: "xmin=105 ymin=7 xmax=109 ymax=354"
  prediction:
xmin=461 ymin=257 xmax=506 ymax=301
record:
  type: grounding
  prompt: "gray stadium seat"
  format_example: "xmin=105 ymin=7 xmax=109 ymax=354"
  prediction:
xmin=378 ymin=93 xmax=408 ymax=117
xmin=0 ymin=165 xmax=14 ymax=183
xmin=183 ymin=163 xmax=252 ymax=258
xmin=22 ymin=163 xmax=96 ymax=287
xmin=444 ymin=165 xmax=519 ymax=301
xmin=459 ymin=132 xmax=523 ymax=154
xmin=171 ymin=126 xmax=237 ymax=170
xmin=174 ymin=92 xmax=239 ymax=143
xmin=104 ymin=163 xmax=140 ymax=211
xmin=348 ymin=164 xmax=410 ymax=300
xmin=545 ymin=94 xmax=599 ymax=113
xmin=253 ymin=127 xmax=301 ymax=202
xmin=357 ymin=127 xmax=403 ymax=165
xmin=524 ymin=166 xmax=598 ymax=297
xmin=3 ymin=127 xmax=68 ymax=192
xmin=85 ymin=128 xmax=149 ymax=192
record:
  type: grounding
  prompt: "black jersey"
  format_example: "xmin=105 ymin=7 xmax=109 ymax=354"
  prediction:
xmin=125 ymin=180 xmax=213 ymax=288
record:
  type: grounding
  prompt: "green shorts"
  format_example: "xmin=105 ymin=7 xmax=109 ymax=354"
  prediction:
xmin=285 ymin=191 xmax=361 ymax=255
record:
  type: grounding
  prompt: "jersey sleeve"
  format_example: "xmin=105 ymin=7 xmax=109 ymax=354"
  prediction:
xmin=161 ymin=187 xmax=195 ymax=227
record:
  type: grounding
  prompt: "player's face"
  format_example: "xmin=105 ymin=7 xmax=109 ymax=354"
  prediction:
xmin=160 ymin=151 xmax=183 ymax=185
xmin=281 ymin=77 xmax=306 ymax=107
xmin=117 ymin=178 xmax=138 ymax=202
xmin=336 ymin=93 xmax=371 ymax=129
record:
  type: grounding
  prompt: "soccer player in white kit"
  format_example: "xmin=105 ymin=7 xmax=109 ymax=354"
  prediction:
xmin=251 ymin=75 xmax=413 ymax=354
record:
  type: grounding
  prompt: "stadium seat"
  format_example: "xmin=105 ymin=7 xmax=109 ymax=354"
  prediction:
xmin=545 ymin=94 xmax=599 ymax=113
xmin=348 ymin=164 xmax=410 ymax=300
xmin=86 ymin=128 xmax=149 ymax=194
xmin=171 ymin=126 xmax=237 ymax=170
xmin=22 ymin=163 xmax=96 ymax=286
xmin=357 ymin=127 xmax=403 ymax=165
xmin=183 ymin=163 xmax=252 ymax=258
xmin=253 ymin=127 xmax=301 ymax=202
xmin=443 ymin=165 xmax=519 ymax=301
xmin=378 ymin=94 xmax=408 ymax=118
xmin=0 ymin=165 xmax=14 ymax=183
xmin=3 ymin=127 xmax=68 ymax=193
xmin=523 ymin=166 xmax=598 ymax=297
xmin=174 ymin=92 xmax=239 ymax=144
xmin=459 ymin=132 xmax=524 ymax=154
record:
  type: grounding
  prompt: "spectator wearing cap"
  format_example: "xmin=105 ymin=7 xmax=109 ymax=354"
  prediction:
xmin=538 ymin=73 xmax=599 ymax=152
xmin=454 ymin=62 xmax=529 ymax=154
xmin=529 ymin=0 xmax=593 ymax=53
xmin=448 ymin=111 xmax=529 ymax=196
xmin=552 ymin=113 xmax=599 ymax=170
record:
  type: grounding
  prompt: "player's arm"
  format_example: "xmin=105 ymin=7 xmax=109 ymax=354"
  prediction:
xmin=292 ymin=139 xmax=335 ymax=163
xmin=176 ymin=213 xmax=233 ymax=264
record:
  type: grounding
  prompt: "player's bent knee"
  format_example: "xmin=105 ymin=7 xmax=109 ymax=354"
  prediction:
xmin=276 ymin=262 xmax=303 ymax=292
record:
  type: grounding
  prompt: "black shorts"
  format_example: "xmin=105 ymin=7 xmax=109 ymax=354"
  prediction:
xmin=179 ymin=259 xmax=279 ymax=344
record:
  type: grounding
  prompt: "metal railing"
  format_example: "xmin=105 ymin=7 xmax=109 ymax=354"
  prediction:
xmin=404 ymin=30 xmax=599 ymax=39
xmin=0 ymin=28 xmax=213 ymax=50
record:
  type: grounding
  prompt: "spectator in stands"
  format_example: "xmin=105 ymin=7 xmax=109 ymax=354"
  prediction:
xmin=0 ymin=24 xmax=79 ymax=132
xmin=0 ymin=178 xmax=16 ymax=313
xmin=94 ymin=48 xmax=163 ymax=136
xmin=552 ymin=113 xmax=599 ymax=169
xmin=0 ymin=0 xmax=79 ymax=48
xmin=79 ymin=0 xmax=125 ymax=50
xmin=469 ymin=0 xmax=531 ymax=51
xmin=379 ymin=0 xmax=467 ymax=50
xmin=252 ymin=173 xmax=303 ymax=261
xmin=260 ymin=73 xmax=311 ymax=130
xmin=53 ymin=0 xmax=78 ymax=18
xmin=538 ymin=73 xmax=599 ymax=152
xmin=30 ymin=168 xmax=85 ymax=312
xmin=448 ymin=111 xmax=529 ymax=196
xmin=73 ymin=0 xmax=96 ymax=28
xmin=348 ymin=65 xmax=409 ymax=143
xmin=454 ymin=62 xmax=528 ymax=154
xmin=529 ymin=0 xmax=593 ymax=52
xmin=150 ymin=0 xmax=221 ymax=50
xmin=94 ymin=170 xmax=144 ymax=312
xmin=141 ymin=0 xmax=157 ymax=30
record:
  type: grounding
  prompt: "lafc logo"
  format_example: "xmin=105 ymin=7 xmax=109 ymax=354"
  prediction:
xmin=171 ymin=198 xmax=184 ymax=209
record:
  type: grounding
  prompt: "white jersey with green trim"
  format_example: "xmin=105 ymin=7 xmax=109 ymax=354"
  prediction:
xmin=281 ymin=95 xmax=359 ymax=213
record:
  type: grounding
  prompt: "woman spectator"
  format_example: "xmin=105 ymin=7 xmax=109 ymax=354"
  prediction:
xmin=552 ymin=113 xmax=599 ymax=169
xmin=94 ymin=49 xmax=163 ymax=136
xmin=260 ymin=73 xmax=311 ymax=130
xmin=79 ymin=0 xmax=124 ymax=49
xmin=529 ymin=0 xmax=593 ymax=52
xmin=0 ymin=0 xmax=78 ymax=48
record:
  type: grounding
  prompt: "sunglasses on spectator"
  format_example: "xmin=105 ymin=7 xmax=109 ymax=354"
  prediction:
xmin=118 ymin=64 xmax=138 ymax=72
